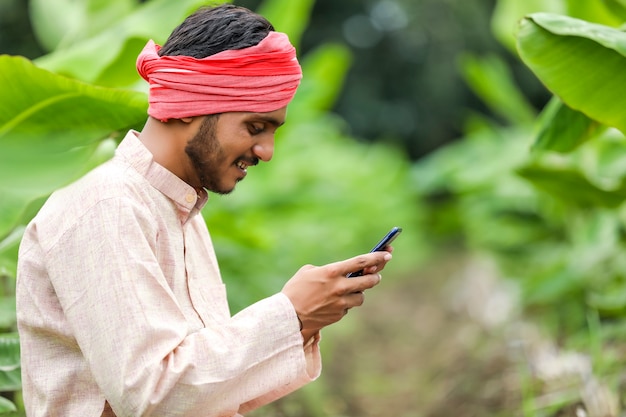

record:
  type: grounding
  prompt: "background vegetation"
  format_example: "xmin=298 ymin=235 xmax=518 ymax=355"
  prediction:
xmin=2 ymin=0 xmax=626 ymax=416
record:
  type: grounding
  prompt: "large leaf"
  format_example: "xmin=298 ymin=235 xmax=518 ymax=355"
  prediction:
xmin=492 ymin=0 xmax=621 ymax=53
xmin=491 ymin=0 xmax=565 ymax=53
xmin=516 ymin=13 xmax=626 ymax=135
xmin=565 ymin=0 xmax=624 ymax=26
xmin=29 ymin=0 xmax=136 ymax=52
xmin=33 ymin=0 xmax=222 ymax=87
xmin=533 ymin=97 xmax=605 ymax=153
xmin=0 ymin=55 xmax=147 ymax=238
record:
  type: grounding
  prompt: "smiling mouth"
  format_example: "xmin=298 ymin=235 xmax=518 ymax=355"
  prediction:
xmin=236 ymin=160 xmax=249 ymax=173
xmin=236 ymin=157 xmax=259 ymax=174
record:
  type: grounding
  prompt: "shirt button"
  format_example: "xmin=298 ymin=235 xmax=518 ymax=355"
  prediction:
xmin=185 ymin=193 xmax=195 ymax=203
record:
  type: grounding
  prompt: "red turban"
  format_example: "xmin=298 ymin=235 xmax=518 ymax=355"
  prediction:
xmin=136 ymin=31 xmax=302 ymax=121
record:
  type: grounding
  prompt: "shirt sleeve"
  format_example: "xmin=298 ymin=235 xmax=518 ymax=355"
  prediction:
xmin=44 ymin=196 xmax=321 ymax=416
xmin=238 ymin=331 xmax=321 ymax=415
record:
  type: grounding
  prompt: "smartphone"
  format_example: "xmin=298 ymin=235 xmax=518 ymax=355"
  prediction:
xmin=347 ymin=226 xmax=402 ymax=278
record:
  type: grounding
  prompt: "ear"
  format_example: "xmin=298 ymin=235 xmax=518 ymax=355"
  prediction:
xmin=180 ymin=117 xmax=194 ymax=124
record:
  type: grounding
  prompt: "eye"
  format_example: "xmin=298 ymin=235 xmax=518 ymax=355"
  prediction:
xmin=247 ymin=123 xmax=265 ymax=135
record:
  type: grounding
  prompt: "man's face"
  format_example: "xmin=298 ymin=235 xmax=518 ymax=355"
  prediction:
xmin=185 ymin=107 xmax=287 ymax=194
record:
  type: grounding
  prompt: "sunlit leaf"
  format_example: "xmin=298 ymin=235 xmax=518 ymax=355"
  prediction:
xmin=601 ymin=0 xmax=626 ymax=21
xmin=492 ymin=0 xmax=622 ymax=53
xmin=29 ymin=0 xmax=136 ymax=52
xmin=0 ymin=55 xmax=147 ymax=238
xmin=491 ymin=0 xmax=564 ymax=53
xmin=34 ymin=0 xmax=222 ymax=86
xmin=564 ymin=0 xmax=624 ymax=26
xmin=516 ymin=13 xmax=626 ymax=135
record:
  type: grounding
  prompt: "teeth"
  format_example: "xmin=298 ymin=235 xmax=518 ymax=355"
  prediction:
xmin=237 ymin=161 xmax=248 ymax=171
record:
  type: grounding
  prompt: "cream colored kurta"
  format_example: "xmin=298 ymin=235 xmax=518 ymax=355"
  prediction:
xmin=16 ymin=131 xmax=321 ymax=417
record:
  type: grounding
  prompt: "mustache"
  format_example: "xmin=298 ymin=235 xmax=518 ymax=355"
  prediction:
xmin=239 ymin=156 xmax=259 ymax=167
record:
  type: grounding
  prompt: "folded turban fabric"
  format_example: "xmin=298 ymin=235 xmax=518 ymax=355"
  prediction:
xmin=136 ymin=31 xmax=302 ymax=121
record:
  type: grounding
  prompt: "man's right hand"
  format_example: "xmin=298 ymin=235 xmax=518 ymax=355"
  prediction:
xmin=281 ymin=251 xmax=392 ymax=336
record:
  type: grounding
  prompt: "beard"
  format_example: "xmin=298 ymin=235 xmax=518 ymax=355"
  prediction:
xmin=184 ymin=114 xmax=232 ymax=194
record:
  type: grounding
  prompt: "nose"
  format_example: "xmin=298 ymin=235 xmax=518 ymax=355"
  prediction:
xmin=252 ymin=136 xmax=275 ymax=162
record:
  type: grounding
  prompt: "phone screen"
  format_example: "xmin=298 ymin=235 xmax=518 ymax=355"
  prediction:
xmin=347 ymin=227 xmax=402 ymax=278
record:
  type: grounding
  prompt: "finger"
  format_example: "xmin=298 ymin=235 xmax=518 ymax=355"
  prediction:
xmin=344 ymin=290 xmax=365 ymax=308
xmin=338 ymin=252 xmax=392 ymax=277
xmin=362 ymin=263 xmax=387 ymax=275
xmin=343 ymin=273 xmax=381 ymax=294
xmin=382 ymin=244 xmax=394 ymax=254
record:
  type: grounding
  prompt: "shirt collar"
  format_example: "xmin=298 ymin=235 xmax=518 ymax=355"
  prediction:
xmin=116 ymin=130 xmax=209 ymax=224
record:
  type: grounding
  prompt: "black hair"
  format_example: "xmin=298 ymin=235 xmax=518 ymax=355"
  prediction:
xmin=158 ymin=4 xmax=275 ymax=58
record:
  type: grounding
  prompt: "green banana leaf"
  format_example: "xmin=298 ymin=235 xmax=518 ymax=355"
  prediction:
xmin=533 ymin=97 xmax=605 ymax=153
xmin=29 ymin=0 xmax=136 ymax=52
xmin=516 ymin=13 xmax=626 ymax=136
xmin=0 ymin=55 xmax=147 ymax=239
xmin=492 ymin=0 xmax=621 ymax=54
xmin=491 ymin=0 xmax=565 ymax=53
xmin=33 ymin=0 xmax=221 ymax=87
xmin=565 ymin=0 xmax=624 ymax=26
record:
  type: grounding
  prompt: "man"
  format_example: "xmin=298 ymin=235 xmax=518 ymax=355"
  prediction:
xmin=16 ymin=4 xmax=393 ymax=416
